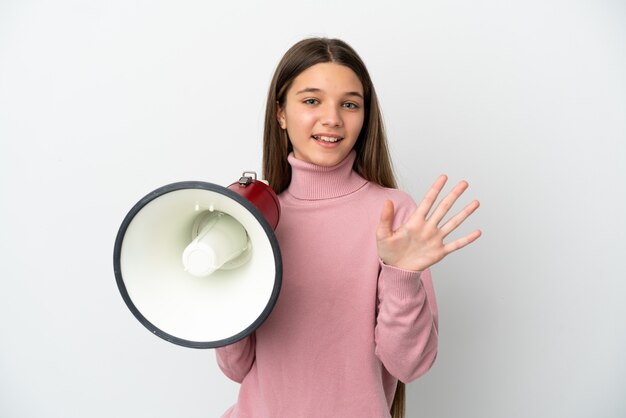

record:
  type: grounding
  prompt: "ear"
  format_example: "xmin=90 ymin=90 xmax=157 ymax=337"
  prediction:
xmin=276 ymin=102 xmax=286 ymax=129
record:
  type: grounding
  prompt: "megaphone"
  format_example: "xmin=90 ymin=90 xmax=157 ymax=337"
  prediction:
xmin=113 ymin=172 xmax=282 ymax=349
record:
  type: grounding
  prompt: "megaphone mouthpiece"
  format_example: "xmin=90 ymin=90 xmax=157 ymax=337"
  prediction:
xmin=182 ymin=211 xmax=249 ymax=277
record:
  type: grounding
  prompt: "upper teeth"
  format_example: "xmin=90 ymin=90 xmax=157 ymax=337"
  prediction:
xmin=315 ymin=135 xmax=342 ymax=143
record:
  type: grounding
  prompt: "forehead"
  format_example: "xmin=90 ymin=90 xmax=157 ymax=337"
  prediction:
xmin=289 ymin=62 xmax=363 ymax=95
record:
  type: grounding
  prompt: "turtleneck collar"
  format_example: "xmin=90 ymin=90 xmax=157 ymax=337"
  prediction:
xmin=285 ymin=150 xmax=368 ymax=200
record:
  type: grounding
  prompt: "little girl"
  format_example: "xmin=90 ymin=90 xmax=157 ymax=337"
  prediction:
xmin=216 ymin=37 xmax=481 ymax=418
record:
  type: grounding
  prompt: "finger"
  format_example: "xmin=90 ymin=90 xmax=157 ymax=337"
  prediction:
xmin=414 ymin=174 xmax=448 ymax=219
xmin=428 ymin=180 xmax=468 ymax=226
xmin=440 ymin=200 xmax=480 ymax=238
xmin=377 ymin=200 xmax=395 ymax=239
xmin=443 ymin=229 xmax=482 ymax=254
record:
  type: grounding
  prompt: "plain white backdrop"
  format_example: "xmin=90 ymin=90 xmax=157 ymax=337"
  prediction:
xmin=1 ymin=1 xmax=625 ymax=417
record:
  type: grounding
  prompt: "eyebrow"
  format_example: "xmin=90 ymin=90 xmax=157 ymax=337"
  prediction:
xmin=294 ymin=87 xmax=364 ymax=99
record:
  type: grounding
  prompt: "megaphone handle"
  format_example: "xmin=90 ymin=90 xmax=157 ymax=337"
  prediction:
xmin=239 ymin=172 xmax=257 ymax=185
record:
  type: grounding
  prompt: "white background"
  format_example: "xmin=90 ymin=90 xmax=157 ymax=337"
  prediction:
xmin=1 ymin=1 xmax=625 ymax=417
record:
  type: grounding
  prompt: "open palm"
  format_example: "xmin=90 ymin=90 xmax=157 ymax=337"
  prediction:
xmin=377 ymin=175 xmax=481 ymax=272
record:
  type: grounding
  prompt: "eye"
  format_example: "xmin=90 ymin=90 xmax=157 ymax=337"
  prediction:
xmin=303 ymin=98 xmax=319 ymax=105
xmin=343 ymin=102 xmax=360 ymax=110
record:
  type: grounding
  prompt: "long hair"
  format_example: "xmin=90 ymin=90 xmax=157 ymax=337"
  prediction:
xmin=262 ymin=37 xmax=405 ymax=418
xmin=262 ymin=37 xmax=397 ymax=194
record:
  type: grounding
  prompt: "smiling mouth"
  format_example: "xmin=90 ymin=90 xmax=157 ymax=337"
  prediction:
xmin=312 ymin=135 xmax=344 ymax=143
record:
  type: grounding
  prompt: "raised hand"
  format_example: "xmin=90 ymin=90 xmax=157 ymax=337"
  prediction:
xmin=377 ymin=175 xmax=481 ymax=272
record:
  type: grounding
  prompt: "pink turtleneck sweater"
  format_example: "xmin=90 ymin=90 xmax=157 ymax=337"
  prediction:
xmin=215 ymin=151 xmax=438 ymax=418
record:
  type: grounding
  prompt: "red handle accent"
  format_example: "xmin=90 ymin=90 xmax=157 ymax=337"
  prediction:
xmin=227 ymin=180 xmax=280 ymax=230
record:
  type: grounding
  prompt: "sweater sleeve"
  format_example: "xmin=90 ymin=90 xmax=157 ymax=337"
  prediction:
xmin=374 ymin=264 xmax=438 ymax=383
xmin=215 ymin=334 xmax=256 ymax=383
xmin=373 ymin=191 xmax=439 ymax=383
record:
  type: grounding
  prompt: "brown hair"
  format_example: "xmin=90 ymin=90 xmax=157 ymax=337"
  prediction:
xmin=262 ymin=37 xmax=397 ymax=194
xmin=262 ymin=37 xmax=405 ymax=418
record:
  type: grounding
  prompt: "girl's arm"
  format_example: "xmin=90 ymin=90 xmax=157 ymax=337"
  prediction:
xmin=214 ymin=334 xmax=256 ymax=383
xmin=373 ymin=175 xmax=479 ymax=382
xmin=374 ymin=264 xmax=438 ymax=383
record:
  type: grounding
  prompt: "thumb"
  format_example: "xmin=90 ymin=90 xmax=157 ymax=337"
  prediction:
xmin=377 ymin=200 xmax=395 ymax=239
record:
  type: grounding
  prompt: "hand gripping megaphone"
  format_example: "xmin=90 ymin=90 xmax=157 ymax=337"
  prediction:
xmin=113 ymin=172 xmax=281 ymax=348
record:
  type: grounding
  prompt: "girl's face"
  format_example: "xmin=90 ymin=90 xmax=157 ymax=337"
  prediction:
xmin=277 ymin=63 xmax=365 ymax=167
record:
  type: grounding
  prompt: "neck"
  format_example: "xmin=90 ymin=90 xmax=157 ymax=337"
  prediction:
xmin=285 ymin=151 xmax=368 ymax=200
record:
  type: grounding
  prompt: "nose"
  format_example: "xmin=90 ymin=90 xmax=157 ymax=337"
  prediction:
xmin=321 ymin=103 xmax=342 ymax=127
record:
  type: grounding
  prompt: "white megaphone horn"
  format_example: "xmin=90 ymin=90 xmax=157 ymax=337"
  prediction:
xmin=113 ymin=172 xmax=282 ymax=349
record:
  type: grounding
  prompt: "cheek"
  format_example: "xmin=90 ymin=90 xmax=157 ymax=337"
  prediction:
xmin=287 ymin=111 xmax=317 ymax=136
xmin=299 ymin=111 xmax=318 ymax=127
xmin=348 ymin=113 xmax=365 ymax=135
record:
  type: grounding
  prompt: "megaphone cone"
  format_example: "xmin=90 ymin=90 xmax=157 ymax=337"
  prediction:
xmin=113 ymin=175 xmax=282 ymax=348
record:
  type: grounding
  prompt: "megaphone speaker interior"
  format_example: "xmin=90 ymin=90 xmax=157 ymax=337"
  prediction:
xmin=113 ymin=179 xmax=282 ymax=349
